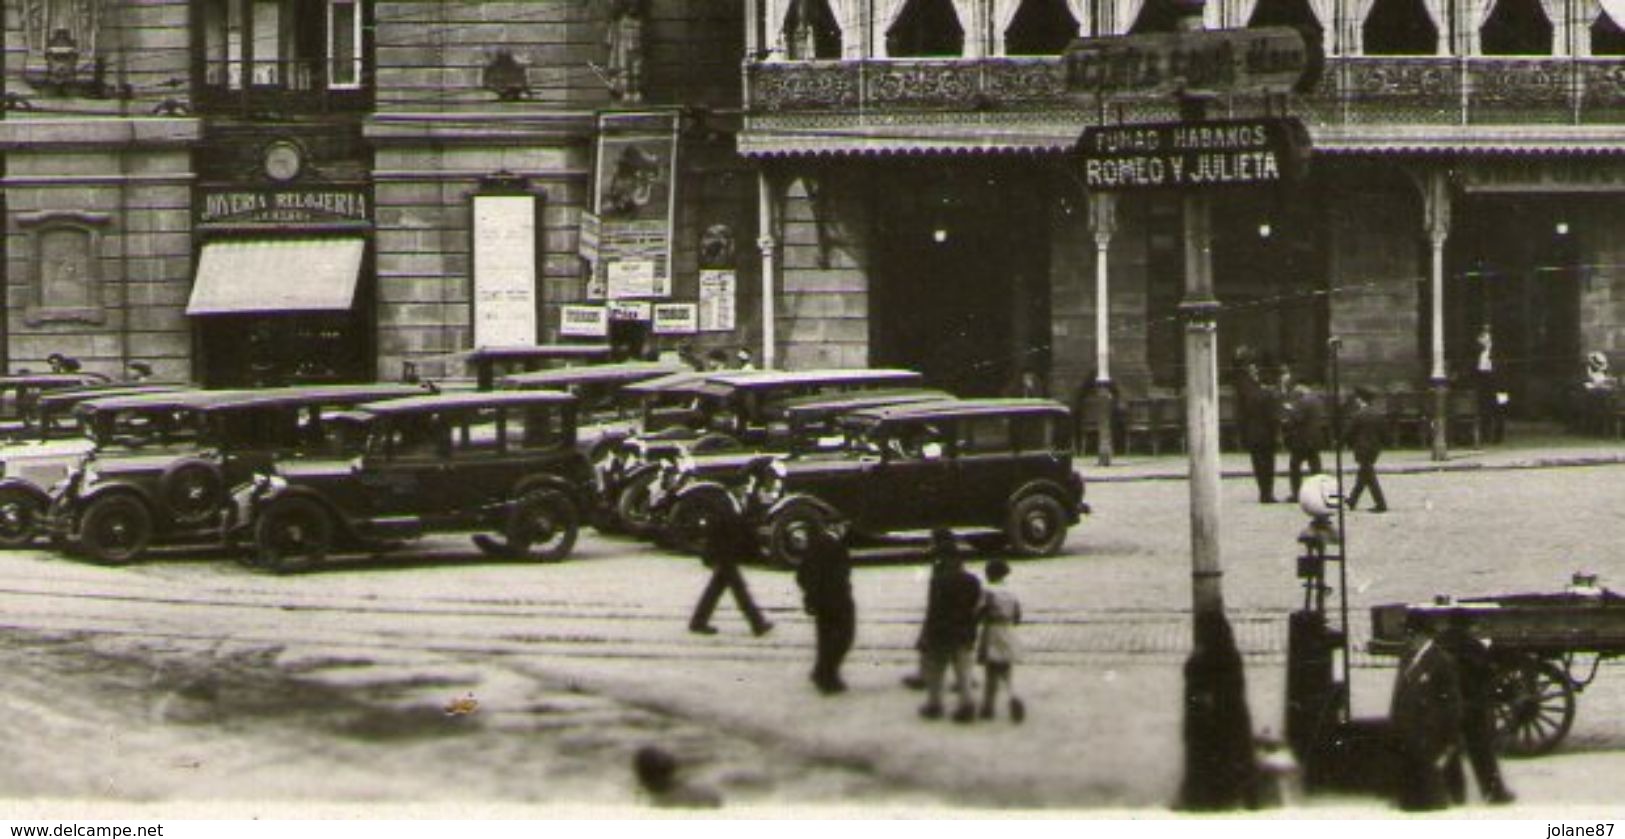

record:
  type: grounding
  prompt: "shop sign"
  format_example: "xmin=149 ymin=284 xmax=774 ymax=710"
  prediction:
xmin=593 ymin=111 xmax=680 ymax=299
xmin=653 ymin=303 xmax=698 ymax=335
xmin=1077 ymin=118 xmax=1308 ymax=191
xmin=1065 ymin=26 xmax=1321 ymax=97
xmin=1459 ymin=159 xmax=1625 ymax=193
xmin=199 ymin=186 xmax=371 ymax=225
xmin=560 ymin=305 xmax=609 ymax=338
xmin=609 ymin=301 xmax=652 ymax=322
xmin=698 ymin=270 xmax=736 ymax=332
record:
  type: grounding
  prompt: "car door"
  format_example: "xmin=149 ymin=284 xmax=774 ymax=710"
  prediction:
xmin=864 ymin=417 xmax=955 ymax=532
xmin=365 ymin=410 xmax=456 ymax=519
xmin=953 ymin=414 xmax=1023 ymax=525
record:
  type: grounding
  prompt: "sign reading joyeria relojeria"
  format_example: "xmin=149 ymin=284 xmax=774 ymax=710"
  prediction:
xmin=1077 ymin=118 xmax=1309 ymax=191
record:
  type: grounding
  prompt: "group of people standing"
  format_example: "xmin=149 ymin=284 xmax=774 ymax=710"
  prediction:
xmin=686 ymin=511 xmax=1025 ymax=722
xmin=1232 ymin=348 xmax=1390 ymax=513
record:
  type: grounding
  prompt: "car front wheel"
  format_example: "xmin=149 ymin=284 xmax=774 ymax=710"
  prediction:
xmin=1006 ymin=494 xmax=1068 ymax=557
xmin=667 ymin=493 xmax=729 ymax=555
xmin=255 ymin=497 xmax=333 ymax=574
xmin=78 ymin=494 xmax=154 ymax=565
xmin=615 ymin=471 xmax=659 ymax=537
xmin=507 ymin=490 xmax=579 ymax=562
xmin=767 ymin=505 xmax=826 ymax=570
xmin=0 ymin=487 xmax=44 ymax=549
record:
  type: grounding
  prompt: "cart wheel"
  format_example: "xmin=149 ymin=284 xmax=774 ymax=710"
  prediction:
xmin=1489 ymin=655 xmax=1576 ymax=758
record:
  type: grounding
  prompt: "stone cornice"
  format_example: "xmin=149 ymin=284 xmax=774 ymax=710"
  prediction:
xmin=364 ymin=111 xmax=599 ymax=145
xmin=0 ymin=117 xmax=202 ymax=150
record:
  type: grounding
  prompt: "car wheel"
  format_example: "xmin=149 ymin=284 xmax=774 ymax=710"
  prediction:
xmin=615 ymin=471 xmax=659 ymax=537
xmin=0 ymin=487 xmax=44 ymax=549
xmin=255 ymin=497 xmax=332 ymax=574
xmin=1006 ymin=494 xmax=1068 ymax=557
xmin=508 ymin=490 xmax=579 ymax=562
xmin=78 ymin=494 xmax=154 ymax=565
xmin=667 ymin=493 xmax=728 ymax=555
xmin=767 ymin=505 xmax=826 ymax=570
xmin=159 ymin=461 xmax=225 ymax=527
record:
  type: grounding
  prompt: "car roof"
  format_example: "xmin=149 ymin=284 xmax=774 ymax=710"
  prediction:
xmin=35 ymin=384 xmax=187 ymax=411
xmin=850 ymin=398 xmax=1070 ymax=423
xmin=75 ymin=389 xmax=254 ymax=413
xmin=457 ymin=343 xmax=615 ymax=362
xmin=781 ymin=388 xmax=953 ymax=416
xmin=0 ymin=372 xmax=111 ymax=388
xmin=620 ymin=370 xmax=713 ymax=395
xmin=502 ymin=361 xmax=683 ymax=388
xmin=704 ymin=368 xmax=923 ymax=391
xmin=358 ymin=390 xmax=578 ymax=415
xmin=199 ymin=383 xmax=429 ymax=413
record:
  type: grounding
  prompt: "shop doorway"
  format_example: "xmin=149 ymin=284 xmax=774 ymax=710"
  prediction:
xmin=870 ymin=163 xmax=1052 ymax=396
xmin=1446 ymin=197 xmax=1582 ymax=420
xmin=1211 ymin=188 xmax=1329 ymax=382
xmin=198 ymin=313 xmax=373 ymax=387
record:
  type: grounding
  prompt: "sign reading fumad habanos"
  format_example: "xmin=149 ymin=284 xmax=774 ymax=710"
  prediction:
xmin=1078 ymin=118 xmax=1309 ymax=191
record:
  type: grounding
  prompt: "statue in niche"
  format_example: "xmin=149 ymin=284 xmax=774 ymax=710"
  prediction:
xmin=482 ymin=50 xmax=531 ymax=101
xmin=22 ymin=0 xmax=102 ymax=65
xmin=604 ymin=0 xmax=647 ymax=103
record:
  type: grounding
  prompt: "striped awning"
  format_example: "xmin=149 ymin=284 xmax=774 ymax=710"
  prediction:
xmin=186 ymin=238 xmax=365 ymax=316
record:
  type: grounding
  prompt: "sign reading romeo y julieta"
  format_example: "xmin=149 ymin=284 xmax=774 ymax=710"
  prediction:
xmin=1078 ymin=118 xmax=1309 ymax=191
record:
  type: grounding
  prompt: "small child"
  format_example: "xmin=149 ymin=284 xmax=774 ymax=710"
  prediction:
xmin=978 ymin=559 xmax=1025 ymax=723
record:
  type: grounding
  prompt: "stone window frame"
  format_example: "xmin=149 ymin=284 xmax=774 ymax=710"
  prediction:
xmin=18 ymin=210 xmax=111 ymax=326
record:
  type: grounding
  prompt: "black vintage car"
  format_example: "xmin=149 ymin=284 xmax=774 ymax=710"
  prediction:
xmin=605 ymin=369 xmax=925 ymax=534
xmin=0 ymin=384 xmax=186 ymax=548
xmin=226 ymin=390 xmax=594 ymax=572
xmin=502 ymin=360 xmax=683 ymax=452
xmin=0 ymin=372 xmax=114 ymax=436
xmin=415 ymin=343 xmax=616 ymax=391
xmin=50 ymin=383 xmax=425 ymax=564
xmin=672 ymin=399 xmax=1088 ymax=567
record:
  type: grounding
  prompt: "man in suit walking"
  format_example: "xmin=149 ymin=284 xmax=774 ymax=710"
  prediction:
xmin=1345 ymin=387 xmax=1389 ymax=513
xmin=1234 ymin=352 xmax=1281 ymax=503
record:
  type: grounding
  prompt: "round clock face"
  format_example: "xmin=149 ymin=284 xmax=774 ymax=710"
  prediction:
xmin=264 ymin=142 xmax=303 ymax=182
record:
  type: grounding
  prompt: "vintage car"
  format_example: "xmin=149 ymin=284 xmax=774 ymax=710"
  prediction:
xmin=50 ymin=383 xmax=424 ymax=564
xmin=631 ymin=388 xmax=955 ymax=545
xmin=412 ymin=343 xmax=616 ymax=391
xmin=0 ymin=372 xmax=114 ymax=436
xmin=225 ymin=390 xmax=593 ymax=572
xmin=0 ymin=384 xmax=185 ymax=548
xmin=668 ymin=399 xmax=1088 ymax=567
xmin=501 ymin=360 xmax=683 ymax=451
xmin=602 ymin=369 xmax=925 ymax=533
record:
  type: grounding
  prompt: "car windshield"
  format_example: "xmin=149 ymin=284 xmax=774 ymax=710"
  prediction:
xmin=87 ymin=407 xmax=206 ymax=448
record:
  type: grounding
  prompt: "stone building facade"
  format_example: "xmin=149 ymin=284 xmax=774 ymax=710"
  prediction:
xmin=2 ymin=0 xmax=755 ymax=386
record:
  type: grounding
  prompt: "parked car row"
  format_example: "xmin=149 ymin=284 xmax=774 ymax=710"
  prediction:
xmin=0 ymin=359 xmax=1091 ymax=573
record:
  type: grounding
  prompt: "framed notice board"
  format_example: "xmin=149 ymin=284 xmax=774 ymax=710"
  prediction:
xmin=470 ymin=176 xmax=545 ymax=347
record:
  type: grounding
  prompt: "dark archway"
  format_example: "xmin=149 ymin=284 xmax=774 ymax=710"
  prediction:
xmin=1592 ymin=12 xmax=1625 ymax=54
xmin=887 ymin=0 xmax=965 ymax=56
xmin=1130 ymin=0 xmax=1185 ymax=33
xmin=1363 ymin=0 xmax=1438 ymax=54
xmin=1249 ymin=0 xmax=1323 ymax=33
xmin=784 ymin=0 xmax=842 ymax=59
xmin=1006 ymin=0 xmax=1080 ymax=54
xmin=1481 ymin=0 xmax=1553 ymax=54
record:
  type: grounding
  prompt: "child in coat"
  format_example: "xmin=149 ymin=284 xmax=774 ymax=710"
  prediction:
xmin=978 ymin=559 xmax=1025 ymax=723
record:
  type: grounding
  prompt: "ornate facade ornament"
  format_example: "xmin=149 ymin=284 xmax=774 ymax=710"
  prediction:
xmin=604 ymin=0 xmax=648 ymax=103
xmin=483 ymin=51 xmax=532 ymax=101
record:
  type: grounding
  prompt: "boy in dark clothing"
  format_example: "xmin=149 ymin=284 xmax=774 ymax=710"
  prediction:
xmin=1345 ymin=387 xmax=1389 ymax=513
xmin=797 ymin=526 xmax=855 ymax=695
xmin=918 ymin=548 xmax=983 ymax=723
xmin=1281 ymin=383 xmax=1328 ymax=502
xmin=689 ymin=512 xmax=774 ymax=636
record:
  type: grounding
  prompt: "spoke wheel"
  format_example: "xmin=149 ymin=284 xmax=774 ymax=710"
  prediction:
xmin=615 ymin=471 xmax=659 ymax=537
xmin=0 ymin=488 xmax=44 ymax=549
xmin=668 ymin=494 xmax=728 ymax=555
xmin=78 ymin=495 xmax=153 ymax=565
xmin=1489 ymin=655 xmax=1576 ymax=757
xmin=255 ymin=497 xmax=332 ymax=574
xmin=507 ymin=490 xmax=579 ymax=562
xmin=160 ymin=461 xmax=224 ymax=527
xmin=1006 ymin=494 xmax=1067 ymax=557
xmin=767 ymin=506 xmax=825 ymax=570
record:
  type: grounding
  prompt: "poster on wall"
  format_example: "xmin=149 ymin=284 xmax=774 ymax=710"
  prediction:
xmin=698 ymin=269 xmax=736 ymax=332
xmin=472 ymin=193 xmax=539 ymax=347
xmin=653 ymin=303 xmax=698 ymax=335
xmin=608 ymin=300 xmax=652 ymax=322
xmin=580 ymin=211 xmax=606 ymax=300
xmin=560 ymin=305 xmax=609 ymax=338
xmin=593 ymin=111 xmax=680 ymax=300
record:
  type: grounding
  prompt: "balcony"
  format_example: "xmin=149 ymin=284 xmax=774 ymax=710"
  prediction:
xmin=741 ymin=55 xmax=1625 ymax=155
xmin=194 ymin=58 xmax=373 ymax=116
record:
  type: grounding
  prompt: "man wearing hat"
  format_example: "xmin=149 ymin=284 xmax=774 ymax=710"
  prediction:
xmin=1344 ymin=387 xmax=1389 ymax=513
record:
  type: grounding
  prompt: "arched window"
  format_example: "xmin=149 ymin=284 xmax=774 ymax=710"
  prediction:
xmin=1481 ymin=0 xmax=1552 ymax=54
xmin=1362 ymin=0 xmax=1438 ymax=54
xmin=1005 ymin=0 xmax=1080 ymax=54
xmin=1130 ymin=0 xmax=1185 ymax=33
xmin=784 ymin=0 xmax=842 ymax=59
xmin=1249 ymin=0 xmax=1322 ymax=33
xmin=887 ymin=0 xmax=965 ymax=56
xmin=1593 ymin=11 xmax=1625 ymax=54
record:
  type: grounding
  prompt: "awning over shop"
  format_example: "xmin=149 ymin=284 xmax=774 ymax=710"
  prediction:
xmin=186 ymin=238 xmax=364 ymax=316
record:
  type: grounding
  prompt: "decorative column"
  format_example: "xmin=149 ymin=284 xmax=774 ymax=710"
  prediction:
xmin=758 ymin=169 xmax=779 ymax=369
xmin=1424 ymin=168 xmax=1451 ymax=461
xmin=1089 ymin=192 xmax=1118 ymax=466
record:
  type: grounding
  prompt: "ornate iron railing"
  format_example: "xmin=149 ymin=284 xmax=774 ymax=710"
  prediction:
xmin=746 ymin=55 xmax=1625 ymax=126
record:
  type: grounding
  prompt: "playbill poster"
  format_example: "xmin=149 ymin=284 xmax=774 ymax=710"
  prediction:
xmin=593 ymin=111 xmax=679 ymax=300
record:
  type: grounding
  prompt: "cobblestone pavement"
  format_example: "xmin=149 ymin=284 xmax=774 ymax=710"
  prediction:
xmin=0 ymin=458 xmax=1620 ymax=813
